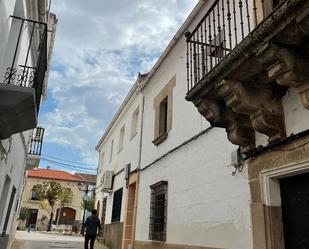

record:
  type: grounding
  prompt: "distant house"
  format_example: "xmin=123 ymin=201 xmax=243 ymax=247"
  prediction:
xmin=19 ymin=168 xmax=96 ymax=232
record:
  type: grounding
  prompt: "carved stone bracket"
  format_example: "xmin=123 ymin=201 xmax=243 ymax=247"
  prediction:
xmin=216 ymin=79 xmax=286 ymax=143
xmin=225 ymin=111 xmax=255 ymax=152
xmin=257 ymin=43 xmax=309 ymax=110
xmin=193 ymin=96 xmax=255 ymax=151
xmin=193 ymin=97 xmax=227 ymax=128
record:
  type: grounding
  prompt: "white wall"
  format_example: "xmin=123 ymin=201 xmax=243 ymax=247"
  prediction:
xmin=139 ymin=1 xmax=217 ymax=168
xmin=96 ymin=91 xmax=143 ymax=224
xmin=0 ymin=131 xmax=30 ymax=235
xmin=0 ymin=0 xmax=49 ymax=247
xmin=136 ymin=128 xmax=252 ymax=249
xmin=136 ymin=2 xmax=253 ymax=248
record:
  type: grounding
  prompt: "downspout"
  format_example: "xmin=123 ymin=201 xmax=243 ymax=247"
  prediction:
xmin=137 ymin=93 xmax=145 ymax=170
xmin=131 ymin=87 xmax=145 ymax=248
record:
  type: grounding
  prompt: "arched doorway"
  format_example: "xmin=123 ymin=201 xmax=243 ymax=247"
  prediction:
xmin=55 ymin=207 xmax=76 ymax=225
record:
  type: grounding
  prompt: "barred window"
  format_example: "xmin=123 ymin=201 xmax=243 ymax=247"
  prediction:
xmin=111 ymin=188 xmax=123 ymax=222
xmin=149 ymin=181 xmax=168 ymax=242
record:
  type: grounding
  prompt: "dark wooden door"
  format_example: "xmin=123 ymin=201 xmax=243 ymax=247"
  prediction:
xmin=27 ymin=209 xmax=38 ymax=226
xmin=280 ymin=173 xmax=309 ymax=249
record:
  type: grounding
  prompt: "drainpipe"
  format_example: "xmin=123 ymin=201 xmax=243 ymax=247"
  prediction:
xmin=137 ymin=94 xmax=145 ymax=170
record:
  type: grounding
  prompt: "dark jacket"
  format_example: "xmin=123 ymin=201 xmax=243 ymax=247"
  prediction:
xmin=84 ymin=214 xmax=101 ymax=236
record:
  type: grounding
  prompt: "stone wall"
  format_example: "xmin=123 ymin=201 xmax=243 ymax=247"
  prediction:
xmin=103 ymin=222 xmax=123 ymax=249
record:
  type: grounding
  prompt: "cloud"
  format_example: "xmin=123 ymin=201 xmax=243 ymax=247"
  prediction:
xmin=40 ymin=0 xmax=198 ymax=166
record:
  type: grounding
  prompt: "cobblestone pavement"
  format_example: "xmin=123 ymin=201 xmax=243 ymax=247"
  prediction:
xmin=11 ymin=231 xmax=107 ymax=249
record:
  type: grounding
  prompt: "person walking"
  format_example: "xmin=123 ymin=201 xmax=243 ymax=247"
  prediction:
xmin=83 ymin=209 xmax=101 ymax=249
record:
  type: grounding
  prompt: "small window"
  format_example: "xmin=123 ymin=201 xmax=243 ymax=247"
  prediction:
xmin=152 ymin=75 xmax=175 ymax=146
xmin=118 ymin=125 xmax=125 ymax=152
xmin=111 ymin=188 xmax=123 ymax=222
xmin=109 ymin=140 xmax=114 ymax=163
xmin=131 ymin=107 xmax=139 ymax=138
xmin=30 ymin=191 xmax=39 ymax=201
xmin=149 ymin=181 xmax=168 ymax=242
xmin=159 ymin=98 xmax=168 ymax=135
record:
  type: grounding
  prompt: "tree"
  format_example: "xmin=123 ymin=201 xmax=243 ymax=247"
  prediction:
xmin=56 ymin=188 xmax=73 ymax=227
xmin=32 ymin=181 xmax=63 ymax=231
xmin=82 ymin=196 xmax=95 ymax=212
xmin=19 ymin=207 xmax=30 ymax=221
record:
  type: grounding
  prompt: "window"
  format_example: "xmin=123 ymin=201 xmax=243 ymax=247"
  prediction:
xmin=118 ymin=125 xmax=125 ymax=152
xmin=30 ymin=191 xmax=39 ymax=201
xmin=109 ymin=140 xmax=114 ymax=163
xmin=111 ymin=188 xmax=123 ymax=222
xmin=152 ymin=75 xmax=176 ymax=146
xmin=131 ymin=107 xmax=139 ymax=138
xmin=149 ymin=181 xmax=168 ymax=242
xmin=159 ymin=97 xmax=168 ymax=135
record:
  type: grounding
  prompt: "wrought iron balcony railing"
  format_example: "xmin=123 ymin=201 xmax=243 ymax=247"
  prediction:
xmin=186 ymin=0 xmax=285 ymax=92
xmin=2 ymin=16 xmax=47 ymax=112
xmin=28 ymin=127 xmax=45 ymax=156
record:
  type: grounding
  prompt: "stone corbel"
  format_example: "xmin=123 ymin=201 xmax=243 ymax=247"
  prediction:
xmin=193 ymin=97 xmax=227 ymax=128
xmin=225 ymin=111 xmax=255 ymax=152
xmin=193 ymin=96 xmax=255 ymax=150
xmin=216 ymin=79 xmax=286 ymax=142
xmin=258 ymin=43 xmax=309 ymax=110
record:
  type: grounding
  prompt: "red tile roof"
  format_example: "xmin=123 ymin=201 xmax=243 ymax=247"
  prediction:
xmin=27 ymin=168 xmax=84 ymax=182
xmin=75 ymin=173 xmax=97 ymax=184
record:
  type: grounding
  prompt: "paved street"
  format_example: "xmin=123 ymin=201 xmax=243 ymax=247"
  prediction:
xmin=11 ymin=231 xmax=105 ymax=249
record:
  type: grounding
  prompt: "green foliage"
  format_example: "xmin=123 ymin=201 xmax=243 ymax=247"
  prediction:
xmin=82 ymin=196 xmax=95 ymax=212
xmin=19 ymin=207 xmax=30 ymax=221
xmin=32 ymin=181 xmax=63 ymax=210
xmin=59 ymin=188 xmax=73 ymax=207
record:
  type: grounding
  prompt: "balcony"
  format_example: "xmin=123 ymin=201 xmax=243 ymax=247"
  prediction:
xmin=185 ymin=0 xmax=309 ymax=153
xmin=26 ymin=127 xmax=45 ymax=170
xmin=0 ymin=16 xmax=47 ymax=139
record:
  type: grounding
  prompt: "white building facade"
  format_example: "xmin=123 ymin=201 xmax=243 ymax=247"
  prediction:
xmin=97 ymin=0 xmax=309 ymax=249
xmin=96 ymin=75 xmax=146 ymax=249
xmin=0 ymin=0 xmax=57 ymax=248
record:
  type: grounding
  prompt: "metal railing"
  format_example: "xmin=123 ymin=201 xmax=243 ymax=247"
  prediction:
xmin=186 ymin=0 xmax=284 ymax=92
xmin=28 ymin=127 xmax=45 ymax=155
xmin=2 ymin=16 xmax=47 ymax=112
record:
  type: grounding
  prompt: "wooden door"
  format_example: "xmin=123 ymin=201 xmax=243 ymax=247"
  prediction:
xmin=280 ymin=173 xmax=309 ymax=249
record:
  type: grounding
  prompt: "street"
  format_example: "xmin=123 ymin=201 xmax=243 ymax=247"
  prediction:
xmin=11 ymin=231 xmax=105 ymax=249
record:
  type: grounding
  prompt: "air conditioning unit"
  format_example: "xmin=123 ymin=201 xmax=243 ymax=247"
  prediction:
xmin=124 ymin=163 xmax=131 ymax=181
xmin=102 ymin=171 xmax=113 ymax=192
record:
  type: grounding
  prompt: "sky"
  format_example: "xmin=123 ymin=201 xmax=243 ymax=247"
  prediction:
xmin=39 ymin=0 xmax=198 ymax=174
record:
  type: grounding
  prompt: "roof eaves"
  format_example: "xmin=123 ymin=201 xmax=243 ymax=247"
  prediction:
xmin=95 ymin=73 xmax=148 ymax=151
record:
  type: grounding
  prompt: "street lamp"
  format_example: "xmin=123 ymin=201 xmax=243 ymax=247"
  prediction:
xmin=78 ymin=182 xmax=89 ymax=234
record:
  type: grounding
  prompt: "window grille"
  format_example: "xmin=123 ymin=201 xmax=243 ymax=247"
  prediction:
xmin=149 ymin=181 xmax=168 ymax=242
xmin=111 ymin=188 xmax=123 ymax=222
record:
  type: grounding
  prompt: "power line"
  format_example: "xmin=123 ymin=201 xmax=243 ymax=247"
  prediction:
xmin=42 ymin=154 xmax=96 ymax=167
xmin=43 ymin=164 xmax=96 ymax=174
xmin=41 ymin=158 xmax=97 ymax=172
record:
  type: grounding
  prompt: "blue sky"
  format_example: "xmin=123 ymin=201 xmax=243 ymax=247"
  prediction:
xmin=38 ymin=0 xmax=198 ymax=174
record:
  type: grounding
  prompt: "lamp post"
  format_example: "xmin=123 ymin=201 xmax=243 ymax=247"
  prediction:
xmin=78 ymin=182 xmax=96 ymax=234
xmin=78 ymin=182 xmax=89 ymax=234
